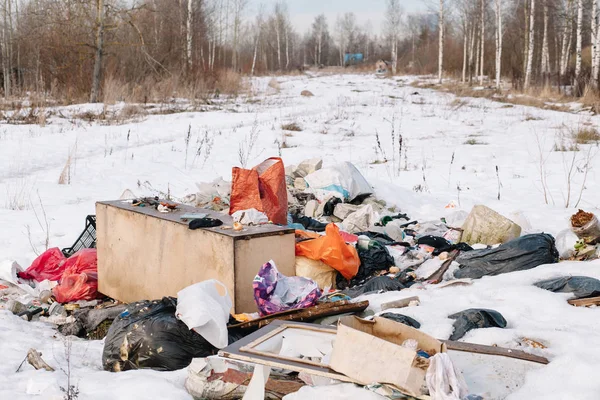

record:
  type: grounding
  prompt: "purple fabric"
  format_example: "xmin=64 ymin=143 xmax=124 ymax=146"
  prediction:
xmin=253 ymin=261 xmax=321 ymax=316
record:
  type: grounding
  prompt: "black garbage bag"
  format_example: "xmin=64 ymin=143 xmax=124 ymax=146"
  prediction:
xmin=354 ymin=242 xmax=395 ymax=283
xmin=534 ymin=276 xmax=600 ymax=299
xmin=343 ymin=276 xmax=405 ymax=297
xmin=103 ymin=297 xmax=223 ymax=372
xmin=448 ymin=309 xmax=507 ymax=341
xmin=418 ymin=236 xmax=474 ymax=256
xmin=355 ymin=232 xmax=399 ymax=246
xmin=292 ymin=215 xmax=327 ymax=232
xmin=380 ymin=313 xmax=421 ymax=329
xmin=454 ymin=234 xmax=559 ymax=279
xmin=323 ymin=197 xmax=342 ymax=217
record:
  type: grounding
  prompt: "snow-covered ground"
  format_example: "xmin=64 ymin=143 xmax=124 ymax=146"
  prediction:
xmin=1 ymin=73 xmax=599 ymax=399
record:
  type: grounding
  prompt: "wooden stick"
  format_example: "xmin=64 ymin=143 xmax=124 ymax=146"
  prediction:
xmin=444 ymin=340 xmax=549 ymax=365
xmin=381 ymin=296 xmax=420 ymax=311
xmin=26 ymin=349 xmax=55 ymax=372
xmin=568 ymin=296 xmax=600 ymax=307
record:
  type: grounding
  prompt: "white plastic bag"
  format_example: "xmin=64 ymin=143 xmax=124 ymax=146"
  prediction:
xmin=176 ymin=280 xmax=232 ymax=349
xmin=555 ymin=229 xmax=579 ymax=260
xmin=232 ymin=208 xmax=269 ymax=225
xmin=341 ymin=204 xmax=378 ymax=233
xmin=426 ymin=353 xmax=469 ymax=400
xmin=304 ymin=162 xmax=372 ymax=201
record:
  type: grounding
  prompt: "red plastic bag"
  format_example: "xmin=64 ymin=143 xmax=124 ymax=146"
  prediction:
xmin=229 ymin=158 xmax=288 ymax=225
xmin=295 ymin=224 xmax=360 ymax=280
xmin=52 ymin=249 xmax=99 ymax=303
xmin=18 ymin=248 xmax=66 ymax=281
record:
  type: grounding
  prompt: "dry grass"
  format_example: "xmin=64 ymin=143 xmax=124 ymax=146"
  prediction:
xmin=281 ymin=122 xmax=302 ymax=131
xmin=464 ymin=138 xmax=488 ymax=145
xmin=580 ymin=85 xmax=600 ymax=113
xmin=573 ymin=126 xmax=600 ymax=144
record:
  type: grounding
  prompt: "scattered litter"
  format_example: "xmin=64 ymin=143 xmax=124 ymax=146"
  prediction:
xmin=295 ymin=256 xmax=337 ymax=289
xmin=571 ymin=209 xmax=600 ymax=244
xmin=426 ymin=353 xmax=469 ymax=400
xmin=461 ymin=205 xmax=522 ymax=246
xmin=534 ymin=276 xmax=600 ymax=300
xmin=379 ymin=313 xmax=421 ymax=329
xmin=448 ymin=309 xmax=507 ymax=341
xmin=303 ymin=162 xmax=372 ymax=201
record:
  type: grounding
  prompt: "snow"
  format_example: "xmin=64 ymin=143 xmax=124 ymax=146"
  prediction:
xmin=1 ymin=73 xmax=599 ymax=399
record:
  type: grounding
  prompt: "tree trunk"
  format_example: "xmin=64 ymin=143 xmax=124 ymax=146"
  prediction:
xmin=276 ymin=22 xmax=281 ymax=70
xmin=495 ymin=0 xmax=502 ymax=89
xmin=479 ymin=0 xmax=485 ymax=85
xmin=524 ymin=0 xmax=535 ymax=90
xmin=523 ymin=0 xmax=529 ymax=74
xmin=560 ymin=2 xmax=572 ymax=78
xmin=90 ymin=0 xmax=105 ymax=103
xmin=251 ymin=25 xmax=260 ymax=76
xmin=392 ymin=40 xmax=398 ymax=74
xmin=462 ymin=20 xmax=468 ymax=83
xmin=541 ymin=0 xmax=549 ymax=77
xmin=438 ymin=0 xmax=444 ymax=84
xmin=186 ymin=0 xmax=193 ymax=70
xmin=285 ymin=25 xmax=289 ymax=69
xmin=575 ymin=0 xmax=583 ymax=79
xmin=592 ymin=0 xmax=600 ymax=85
xmin=469 ymin=21 xmax=476 ymax=83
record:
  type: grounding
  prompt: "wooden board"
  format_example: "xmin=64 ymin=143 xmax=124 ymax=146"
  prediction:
xmin=568 ymin=296 xmax=600 ymax=307
xmin=381 ymin=296 xmax=420 ymax=311
xmin=444 ymin=340 xmax=549 ymax=365
xmin=228 ymin=300 xmax=370 ymax=330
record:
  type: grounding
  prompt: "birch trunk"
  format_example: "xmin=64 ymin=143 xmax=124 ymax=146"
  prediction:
xmin=592 ymin=0 xmax=600 ymax=85
xmin=285 ymin=25 xmax=289 ymax=69
xmin=541 ymin=0 xmax=550 ymax=76
xmin=524 ymin=0 xmax=535 ymax=90
xmin=438 ymin=0 xmax=444 ymax=84
xmin=90 ymin=0 xmax=105 ymax=103
xmin=392 ymin=40 xmax=398 ymax=74
xmin=575 ymin=0 xmax=583 ymax=79
xmin=186 ymin=0 xmax=193 ymax=70
xmin=479 ymin=0 xmax=485 ymax=85
xmin=276 ymin=22 xmax=281 ymax=70
xmin=523 ymin=0 xmax=529 ymax=74
xmin=251 ymin=25 xmax=260 ymax=75
xmin=462 ymin=20 xmax=468 ymax=83
xmin=560 ymin=2 xmax=572 ymax=77
xmin=495 ymin=0 xmax=502 ymax=89
xmin=469 ymin=21 xmax=476 ymax=83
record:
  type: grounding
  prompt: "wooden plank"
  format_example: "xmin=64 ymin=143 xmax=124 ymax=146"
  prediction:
xmin=444 ymin=340 xmax=549 ymax=365
xmin=426 ymin=250 xmax=460 ymax=284
xmin=381 ymin=297 xmax=420 ymax=311
xmin=568 ymin=296 xmax=600 ymax=307
xmin=228 ymin=300 xmax=370 ymax=330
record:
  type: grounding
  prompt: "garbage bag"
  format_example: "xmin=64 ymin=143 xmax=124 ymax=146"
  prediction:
xmin=379 ymin=313 xmax=421 ymax=329
xmin=355 ymin=232 xmax=400 ymax=246
xmin=341 ymin=204 xmax=378 ymax=233
xmin=323 ymin=197 xmax=342 ymax=217
xmin=18 ymin=248 xmax=66 ymax=281
xmin=448 ymin=309 xmax=507 ymax=341
xmin=461 ymin=205 xmax=522 ymax=246
xmin=232 ymin=208 xmax=269 ymax=225
xmin=417 ymin=236 xmax=473 ymax=256
xmin=343 ymin=276 xmax=405 ymax=297
xmin=295 ymin=256 xmax=337 ymax=289
xmin=304 ymin=162 xmax=372 ymax=201
xmin=253 ymin=260 xmax=321 ymax=316
xmin=103 ymin=297 xmax=220 ymax=371
xmin=555 ymin=229 xmax=580 ymax=260
xmin=230 ymin=157 xmax=288 ymax=225
xmin=534 ymin=276 xmax=600 ymax=299
xmin=454 ymin=234 xmax=559 ymax=279
xmin=571 ymin=210 xmax=600 ymax=244
xmin=426 ymin=353 xmax=469 ymax=400
xmin=292 ymin=215 xmax=327 ymax=232
xmin=295 ymin=224 xmax=360 ymax=280
xmin=354 ymin=241 xmax=395 ymax=283
xmin=52 ymin=249 xmax=98 ymax=303
xmin=176 ymin=280 xmax=232 ymax=349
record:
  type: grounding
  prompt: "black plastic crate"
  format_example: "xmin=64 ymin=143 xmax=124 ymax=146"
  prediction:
xmin=62 ymin=215 xmax=97 ymax=257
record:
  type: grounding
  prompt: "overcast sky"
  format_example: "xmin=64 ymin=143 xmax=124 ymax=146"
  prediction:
xmin=249 ymin=0 xmax=432 ymax=35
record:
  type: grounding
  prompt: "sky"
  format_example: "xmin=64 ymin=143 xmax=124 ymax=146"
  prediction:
xmin=249 ymin=0 xmax=431 ymax=35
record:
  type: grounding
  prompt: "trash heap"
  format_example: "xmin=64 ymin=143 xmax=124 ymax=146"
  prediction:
xmin=4 ymin=156 xmax=600 ymax=400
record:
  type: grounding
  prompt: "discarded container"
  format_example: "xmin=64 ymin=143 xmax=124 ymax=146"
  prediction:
xmin=329 ymin=316 xmax=447 ymax=398
xmin=461 ymin=205 xmax=522 ymax=246
xmin=229 ymin=157 xmax=288 ymax=225
xmin=571 ymin=210 xmax=600 ymax=244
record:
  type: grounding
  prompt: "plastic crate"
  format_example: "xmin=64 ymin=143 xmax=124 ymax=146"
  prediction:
xmin=62 ymin=215 xmax=97 ymax=257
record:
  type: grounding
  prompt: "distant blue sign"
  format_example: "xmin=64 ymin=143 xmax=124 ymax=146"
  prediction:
xmin=344 ymin=53 xmax=364 ymax=66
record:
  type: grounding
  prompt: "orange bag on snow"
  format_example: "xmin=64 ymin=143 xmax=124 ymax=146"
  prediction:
xmin=229 ymin=157 xmax=288 ymax=225
xmin=295 ymin=224 xmax=360 ymax=280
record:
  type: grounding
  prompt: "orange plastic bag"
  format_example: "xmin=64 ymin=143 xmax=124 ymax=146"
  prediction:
xmin=295 ymin=224 xmax=360 ymax=280
xmin=229 ymin=157 xmax=288 ymax=225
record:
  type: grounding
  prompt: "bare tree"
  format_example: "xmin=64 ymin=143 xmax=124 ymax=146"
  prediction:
xmin=524 ymin=0 xmax=536 ymax=90
xmin=90 ymin=0 xmax=105 ymax=103
xmin=541 ymin=0 xmax=550 ymax=78
xmin=386 ymin=0 xmax=403 ymax=75
xmin=479 ymin=0 xmax=485 ymax=85
xmin=575 ymin=0 xmax=583 ymax=80
xmin=438 ymin=0 xmax=444 ymax=83
xmin=494 ymin=0 xmax=503 ymax=89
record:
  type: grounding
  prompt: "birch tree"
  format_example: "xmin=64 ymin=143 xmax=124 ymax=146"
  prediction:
xmin=186 ymin=0 xmax=193 ymax=69
xmin=311 ymin=15 xmax=328 ymax=66
xmin=575 ymin=0 xmax=583 ymax=80
xmin=251 ymin=7 xmax=263 ymax=75
xmin=524 ymin=0 xmax=535 ymax=90
xmin=438 ymin=0 xmax=444 ymax=84
xmin=90 ymin=0 xmax=105 ymax=103
xmin=560 ymin=0 xmax=574 ymax=78
xmin=541 ymin=0 xmax=550 ymax=77
xmin=386 ymin=0 xmax=403 ymax=75
xmin=479 ymin=0 xmax=485 ymax=85
xmin=494 ymin=0 xmax=503 ymax=89
xmin=592 ymin=0 xmax=600 ymax=85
